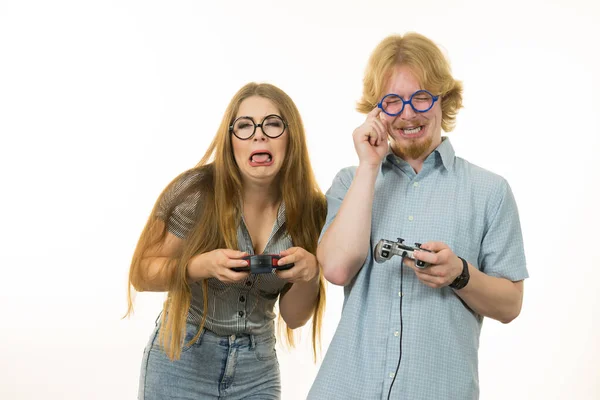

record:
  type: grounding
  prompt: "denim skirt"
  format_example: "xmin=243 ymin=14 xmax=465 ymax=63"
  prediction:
xmin=138 ymin=321 xmax=281 ymax=399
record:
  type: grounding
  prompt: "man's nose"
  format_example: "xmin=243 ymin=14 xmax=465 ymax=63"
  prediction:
xmin=399 ymin=103 xmax=417 ymax=120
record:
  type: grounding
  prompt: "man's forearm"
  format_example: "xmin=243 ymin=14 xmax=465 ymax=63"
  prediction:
xmin=455 ymin=264 xmax=524 ymax=323
xmin=318 ymin=164 xmax=379 ymax=286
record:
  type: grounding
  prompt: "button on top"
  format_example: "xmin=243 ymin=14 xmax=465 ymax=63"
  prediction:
xmin=408 ymin=215 xmax=414 ymax=221
xmin=239 ymin=295 xmax=245 ymax=302
xmin=413 ymin=182 xmax=419 ymax=187
xmin=238 ymin=311 xmax=244 ymax=317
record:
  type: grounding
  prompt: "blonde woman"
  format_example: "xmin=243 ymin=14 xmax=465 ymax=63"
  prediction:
xmin=127 ymin=82 xmax=327 ymax=399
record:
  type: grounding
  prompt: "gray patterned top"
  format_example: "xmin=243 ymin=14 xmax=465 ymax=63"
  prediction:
xmin=309 ymin=138 xmax=528 ymax=400
xmin=157 ymin=170 xmax=292 ymax=336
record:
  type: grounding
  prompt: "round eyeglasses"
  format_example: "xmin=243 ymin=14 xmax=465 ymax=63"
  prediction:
xmin=229 ymin=114 xmax=287 ymax=140
xmin=378 ymin=90 xmax=439 ymax=117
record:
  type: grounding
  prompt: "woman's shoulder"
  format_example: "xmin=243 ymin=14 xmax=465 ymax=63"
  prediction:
xmin=156 ymin=164 xmax=214 ymax=219
xmin=171 ymin=164 xmax=214 ymax=193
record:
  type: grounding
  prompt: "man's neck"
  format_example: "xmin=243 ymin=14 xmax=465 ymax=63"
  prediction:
xmin=391 ymin=137 xmax=443 ymax=174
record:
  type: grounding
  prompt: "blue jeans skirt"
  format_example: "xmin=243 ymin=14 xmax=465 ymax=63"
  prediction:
xmin=138 ymin=321 xmax=281 ymax=399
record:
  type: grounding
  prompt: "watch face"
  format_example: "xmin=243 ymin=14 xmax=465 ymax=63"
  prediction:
xmin=450 ymin=257 xmax=469 ymax=290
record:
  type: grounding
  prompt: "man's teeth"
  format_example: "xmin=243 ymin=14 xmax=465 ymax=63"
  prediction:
xmin=402 ymin=126 xmax=422 ymax=135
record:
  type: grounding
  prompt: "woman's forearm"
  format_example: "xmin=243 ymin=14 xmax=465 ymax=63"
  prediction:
xmin=131 ymin=256 xmax=178 ymax=292
xmin=279 ymin=277 xmax=320 ymax=329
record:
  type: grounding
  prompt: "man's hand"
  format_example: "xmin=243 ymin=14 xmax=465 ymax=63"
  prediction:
xmin=352 ymin=107 xmax=389 ymax=167
xmin=404 ymin=241 xmax=463 ymax=288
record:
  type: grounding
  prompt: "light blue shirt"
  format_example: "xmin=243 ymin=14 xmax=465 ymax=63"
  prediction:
xmin=309 ymin=138 xmax=528 ymax=399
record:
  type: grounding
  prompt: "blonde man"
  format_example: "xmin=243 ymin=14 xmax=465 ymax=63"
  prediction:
xmin=310 ymin=33 xmax=528 ymax=399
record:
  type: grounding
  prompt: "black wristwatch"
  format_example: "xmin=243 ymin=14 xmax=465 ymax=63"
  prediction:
xmin=449 ymin=256 xmax=470 ymax=290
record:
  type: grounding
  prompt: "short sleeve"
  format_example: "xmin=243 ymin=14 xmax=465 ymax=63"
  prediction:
xmin=155 ymin=170 xmax=203 ymax=239
xmin=478 ymin=179 xmax=529 ymax=281
xmin=319 ymin=167 xmax=357 ymax=242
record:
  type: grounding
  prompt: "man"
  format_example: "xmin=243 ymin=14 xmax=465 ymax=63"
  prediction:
xmin=309 ymin=33 xmax=528 ymax=399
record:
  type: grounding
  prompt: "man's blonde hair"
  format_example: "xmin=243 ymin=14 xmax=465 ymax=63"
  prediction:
xmin=357 ymin=32 xmax=463 ymax=132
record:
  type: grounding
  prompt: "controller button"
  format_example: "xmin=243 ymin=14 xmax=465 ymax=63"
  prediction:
xmin=415 ymin=243 xmax=422 ymax=248
xmin=382 ymin=250 xmax=390 ymax=258
xmin=383 ymin=244 xmax=391 ymax=250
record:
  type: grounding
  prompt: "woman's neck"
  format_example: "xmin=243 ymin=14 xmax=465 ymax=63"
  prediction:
xmin=241 ymin=180 xmax=281 ymax=212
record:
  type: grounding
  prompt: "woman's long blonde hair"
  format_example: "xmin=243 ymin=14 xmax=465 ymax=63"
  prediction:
xmin=126 ymin=82 xmax=327 ymax=361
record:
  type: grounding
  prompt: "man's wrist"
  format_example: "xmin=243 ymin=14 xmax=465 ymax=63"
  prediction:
xmin=449 ymin=256 xmax=470 ymax=290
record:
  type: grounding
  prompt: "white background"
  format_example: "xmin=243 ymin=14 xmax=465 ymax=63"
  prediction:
xmin=1 ymin=0 xmax=599 ymax=399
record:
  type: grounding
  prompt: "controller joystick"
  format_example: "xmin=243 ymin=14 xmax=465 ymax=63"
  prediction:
xmin=373 ymin=237 xmax=433 ymax=268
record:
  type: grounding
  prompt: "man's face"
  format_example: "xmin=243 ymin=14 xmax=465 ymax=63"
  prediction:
xmin=380 ymin=65 xmax=443 ymax=162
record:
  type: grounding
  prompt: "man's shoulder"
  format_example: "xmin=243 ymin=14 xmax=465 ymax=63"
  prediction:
xmin=453 ymin=156 xmax=509 ymax=190
xmin=331 ymin=165 xmax=358 ymax=184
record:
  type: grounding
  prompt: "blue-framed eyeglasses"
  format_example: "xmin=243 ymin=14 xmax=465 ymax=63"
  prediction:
xmin=229 ymin=114 xmax=287 ymax=140
xmin=377 ymin=90 xmax=439 ymax=117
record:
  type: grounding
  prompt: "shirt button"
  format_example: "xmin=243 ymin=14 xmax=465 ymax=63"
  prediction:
xmin=408 ymin=216 xmax=414 ymax=221
xmin=394 ymin=331 xmax=400 ymax=337
xmin=413 ymin=182 xmax=419 ymax=187
xmin=239 ymin=296 xmax=245 ymax=302
xmin=398 ymin=291 xmax=403 ymax=297
xmin=238 ymin=311 xmax=244 ymax=317
xmin=389 ymin=372 xmax=395 ymax=378
xmin=245 ymin=281 xmax=252 ymax=287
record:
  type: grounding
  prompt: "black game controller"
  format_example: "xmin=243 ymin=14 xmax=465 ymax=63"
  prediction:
xmin=231 ymin=254 xmax=295 ymax=274
xmin=374 ymin=238 xmax=433 ymax=268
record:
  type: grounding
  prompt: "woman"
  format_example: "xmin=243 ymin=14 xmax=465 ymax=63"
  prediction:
xmin=126 ymin=82 xmax=327 ymax=399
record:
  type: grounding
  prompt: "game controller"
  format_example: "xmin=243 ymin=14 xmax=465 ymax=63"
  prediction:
xmin=373 ymin=238 xmax=433 ymax=268
xmin=231 ymin=254 xmax=295 ymax=274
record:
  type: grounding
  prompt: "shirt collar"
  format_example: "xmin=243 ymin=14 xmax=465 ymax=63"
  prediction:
xmin=382 ymin=136 xmax=455 ymax=173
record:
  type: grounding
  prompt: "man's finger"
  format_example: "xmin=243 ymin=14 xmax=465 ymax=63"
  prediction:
xmin=420 ymin=241 xmax=447 ymax=252
xmin=368 ymin=106 xmax=382 ymax=118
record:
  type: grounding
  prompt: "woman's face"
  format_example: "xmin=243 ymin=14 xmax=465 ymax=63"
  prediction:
xmin=231 ymin=96 xmax=289 ymax=186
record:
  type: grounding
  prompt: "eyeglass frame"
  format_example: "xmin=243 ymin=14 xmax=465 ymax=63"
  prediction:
xmin=228 ymin=114 xmax=288 ymax=140
xmin=377 ymin=90 xmax=439 ymax=117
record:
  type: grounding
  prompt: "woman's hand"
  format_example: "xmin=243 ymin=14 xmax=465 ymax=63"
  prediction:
xmin=275 ymin=247 xmax=319 ymax=284
xmin=187 ymin=249 xmax=249 ymax=283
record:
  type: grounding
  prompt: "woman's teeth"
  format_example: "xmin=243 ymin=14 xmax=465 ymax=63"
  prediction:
xmin=251 ymin=153 xmax=272 ymax=163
